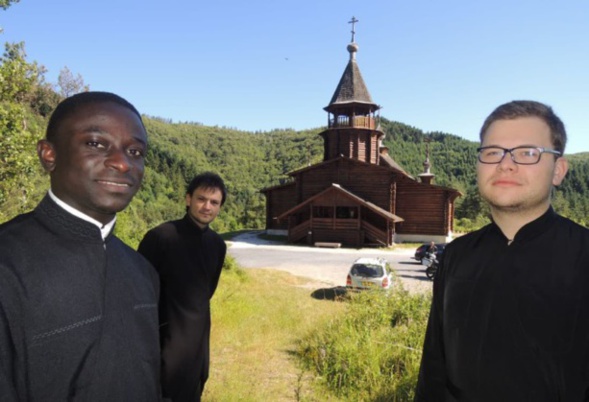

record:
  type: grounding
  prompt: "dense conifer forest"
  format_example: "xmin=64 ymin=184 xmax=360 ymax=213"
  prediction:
xmin=2 ymin=36 xmax=588 ymax=248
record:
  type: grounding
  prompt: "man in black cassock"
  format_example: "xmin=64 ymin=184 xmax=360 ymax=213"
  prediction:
xmin=139 ymin=172 xmax=227 ymax=402
xmin=415 ymin=101 xmax=589 ymax=401
xmin=0 ymin=92 xmax=161 ymax=401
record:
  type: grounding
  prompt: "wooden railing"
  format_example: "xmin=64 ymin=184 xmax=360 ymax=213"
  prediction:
xmin=288 ymin=219 xmax=387 ymax=245
xmin=289 ymin=220 xmax=310 ymax=243
xmin=312 ymin=218 xmax=359 ymax=230
xmin=361 ymin=221 xmax=387 ymax=245
xmin=329 ymin=116 xmax=376 ymax=129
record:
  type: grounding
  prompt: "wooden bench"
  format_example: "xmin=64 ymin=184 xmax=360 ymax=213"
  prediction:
xmin=314 ymin=242 xmax=342 ymax=248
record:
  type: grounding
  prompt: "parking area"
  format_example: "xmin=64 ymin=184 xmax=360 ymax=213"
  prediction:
xmin=227 ymin=232 xmax=433 ymax=294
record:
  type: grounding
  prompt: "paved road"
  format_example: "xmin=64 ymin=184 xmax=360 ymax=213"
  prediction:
xmin=227 ymin=231 xmax=433 ymax=294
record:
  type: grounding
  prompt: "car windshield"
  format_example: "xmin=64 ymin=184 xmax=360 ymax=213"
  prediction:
xmin=351 ymin=264 xmax=384 ymax=278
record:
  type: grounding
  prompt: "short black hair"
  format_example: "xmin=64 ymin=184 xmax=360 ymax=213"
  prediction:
xmin=479 ymin=100 xmax=567 ymax=154
xmin=46 ymin=91 xmax=144 ymax=143
xmin=186 ymin=172 xmax=227 ymax=206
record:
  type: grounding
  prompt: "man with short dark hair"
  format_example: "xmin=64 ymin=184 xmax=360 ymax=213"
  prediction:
xmin=139 ymin=172 xmax=227 ymax=402
xmin=415 ymin=100 xmax=589 ymax=401
xmin=0 ymin=91 xmax=161 ymax=401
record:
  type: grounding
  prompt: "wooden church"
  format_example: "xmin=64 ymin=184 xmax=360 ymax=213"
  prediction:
xmin=261 ymin=22 xmax=460 ymax=247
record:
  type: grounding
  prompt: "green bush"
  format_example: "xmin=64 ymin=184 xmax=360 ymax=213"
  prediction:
xmin=454 ymin=215 xmax=490 ymax=234
xmin=296 ymin=286 xmax=432 ymax=401
xmin=222 ymin=254 xmax=247 ymax=278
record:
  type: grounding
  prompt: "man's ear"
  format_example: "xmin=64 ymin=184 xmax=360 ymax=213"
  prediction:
xmin=552 ymin=156 xmax=568 ymax=186
xmin=37 ymin=140 xmax=57 ymax=172
xmin=185 ymin=193 xmax=192 ymax=208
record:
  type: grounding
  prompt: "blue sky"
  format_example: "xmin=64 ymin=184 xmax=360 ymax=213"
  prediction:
xmin=2 ymin=0 xmax=588 ymax=154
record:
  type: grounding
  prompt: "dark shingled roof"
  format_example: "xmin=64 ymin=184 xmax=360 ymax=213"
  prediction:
xmin=326 ymin=43 xmax=376 ymax=108
xmin=379 ymin=153 xmax=411 ymax=177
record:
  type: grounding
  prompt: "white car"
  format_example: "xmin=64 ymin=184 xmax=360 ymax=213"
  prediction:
xmin=346 ymin=257 xmax=394 ymax=291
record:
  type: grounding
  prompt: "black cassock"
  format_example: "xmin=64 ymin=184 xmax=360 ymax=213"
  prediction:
xmin=415 ymin=208 xmax=589 ymax=402
xmin=139 ymin=214 xmax=226 ymax=402
xmin=0 ymin=195 xmax=161 ymax=401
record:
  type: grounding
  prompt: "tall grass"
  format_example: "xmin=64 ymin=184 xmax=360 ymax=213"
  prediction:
xmin=295 ymin=286 xmax=431 ymax=401
xmin=204 ymin=265 xmax=347 ymax=401
xmin=204 ymin=257 xmax=432 ymax=401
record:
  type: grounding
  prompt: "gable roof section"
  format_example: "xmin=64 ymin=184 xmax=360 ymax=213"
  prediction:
xmin=261 ymin=157 xmax=461 ymax=198
xmin=260 ymin=180 xmax=296 ymax=194
xmin=287 ymin=155 xmax=411 ymax=179
xmin=379 ymin=153 xmax=411 ymax=177
xmin=276 ymin=183 xmax=403 ymax=223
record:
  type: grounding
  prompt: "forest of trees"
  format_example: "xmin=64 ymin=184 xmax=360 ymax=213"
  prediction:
xmin=2 ymin=4 xmax=589 ymax=248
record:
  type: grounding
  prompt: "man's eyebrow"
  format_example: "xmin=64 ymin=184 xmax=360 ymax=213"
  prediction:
xmin=132 ymin=135 xmax=147 ymax=146
xmin=81 ymin=125 xmax=107 ymax=135
xmin=481 ymin=144 xmax=540 ymax=148
xmin=81 ymin=125 xmax=147 ymax=146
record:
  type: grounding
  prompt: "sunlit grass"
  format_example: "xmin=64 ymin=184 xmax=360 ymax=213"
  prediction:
xmin=204 ymin=258 xmax=432 ymax=401
xmin=204 ymin=267 xmax=347 ymax=401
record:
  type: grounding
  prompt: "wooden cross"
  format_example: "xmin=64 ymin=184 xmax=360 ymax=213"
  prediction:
xmin=348 ymin=16 xmax=359 ymax=42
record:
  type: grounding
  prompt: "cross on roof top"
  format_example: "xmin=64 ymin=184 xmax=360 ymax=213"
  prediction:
xmin=348 ymin=16 xmax=359 ymax=42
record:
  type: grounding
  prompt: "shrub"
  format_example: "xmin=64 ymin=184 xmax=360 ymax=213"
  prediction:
xmin=222 ymin=254 xmax=247 ymax=279
xmin=296 ymin=285 xmax=431 ymax=401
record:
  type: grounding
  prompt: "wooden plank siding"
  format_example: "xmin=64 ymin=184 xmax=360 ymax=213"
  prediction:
xmin=320 ymin=128 xmax=382 ymax=163
xmin=281 ymin=188 xmax=391 ymax=246
xmin=288 ymin=219 xmax=310 ymax=243
xmin=361 ymin=220 xmax=388 ymax=245
xmin=394 ymin=181 xmax=450 ymax=235
xmin=263 ymin=155 xmax=459 ymax=244
xmin=265 ymin=184 xmax=297 ymax=230
xmin=294 ymin=159 xmax=393 ymax=211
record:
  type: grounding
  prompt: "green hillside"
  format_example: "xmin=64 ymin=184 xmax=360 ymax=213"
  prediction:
xmin=2 ymin=40 xmax=588 ymax=248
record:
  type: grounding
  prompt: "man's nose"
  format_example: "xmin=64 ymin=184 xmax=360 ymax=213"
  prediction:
xmin=105 ymin=149 xmax=131 ymax=172
xmin=497 ymin=151 xmax=517 ymax=170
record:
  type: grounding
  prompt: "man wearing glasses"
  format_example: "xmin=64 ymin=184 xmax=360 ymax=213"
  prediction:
xmin=415 ymin=101 xmax=589 ymax=401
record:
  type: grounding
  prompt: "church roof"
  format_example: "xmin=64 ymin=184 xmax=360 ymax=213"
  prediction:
xmin=324 ymin=41 xmax=379 ymax=111
xmin=379 ymin=153 xmax=412 ymax=177
xmin=287 ymin=155 xmax=411 ymax=179
xmin=327 ymin=45 xmax=374 ymax=105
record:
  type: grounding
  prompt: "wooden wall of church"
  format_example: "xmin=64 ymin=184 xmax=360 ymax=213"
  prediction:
xmin=264 ymin=184 xmax=296 ymax=230
xmin=394 ymin=181 xmax=451 ymax=235
xmin=296 ymin=160 xmax=393 ymax=211
xmin=321 ymin=129 xmax=381 ymax=164
xmin=264 ymin=156 xmax=456 ymax=238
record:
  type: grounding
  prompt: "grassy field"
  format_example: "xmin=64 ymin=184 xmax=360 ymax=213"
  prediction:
xmin=203 ymin=266 xmax=348 ymax=401
xmin=202 ymin=259 xmax=431 ymax=401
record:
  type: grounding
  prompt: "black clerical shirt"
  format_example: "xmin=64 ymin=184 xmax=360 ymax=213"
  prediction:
xmin=138 ymin=214 xmax=226 ymax=402
xmin=415 ymin=207 xmax=589 ymax=401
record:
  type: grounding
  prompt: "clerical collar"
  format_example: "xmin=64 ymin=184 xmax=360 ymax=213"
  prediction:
xmin=185 ymin=213 xmax=209 ymax=232
xmin=490 ymin=206 xmax=556 ymax=246
xmin=48 ymin=190 xmax=115 ymax=240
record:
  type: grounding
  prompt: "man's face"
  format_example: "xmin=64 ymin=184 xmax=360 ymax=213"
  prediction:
xmin=38 ymin=102 xmax=147 ymax=224
xmin=186 ymin=186 xmax=223 ymax=229
xmin=477 ymin=116 xmax=567 ymax=216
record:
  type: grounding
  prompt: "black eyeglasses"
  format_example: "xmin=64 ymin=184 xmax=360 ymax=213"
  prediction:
xmin=476 ymin=146 xmax=562 ymax=165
